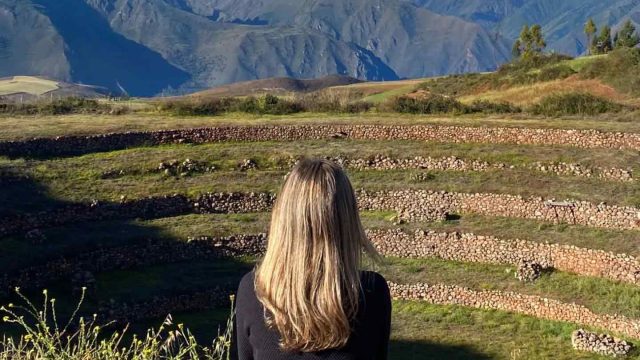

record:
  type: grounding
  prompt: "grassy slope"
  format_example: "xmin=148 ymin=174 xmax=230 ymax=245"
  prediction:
xmin=0 ymin=76 xmax=59 ymax=96
xmin=5 ymin=148 xmax=638 ymax=212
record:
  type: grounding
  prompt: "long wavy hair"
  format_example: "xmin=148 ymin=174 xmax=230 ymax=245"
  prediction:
xmin=254 ymin=158 xmax=379 ymax=352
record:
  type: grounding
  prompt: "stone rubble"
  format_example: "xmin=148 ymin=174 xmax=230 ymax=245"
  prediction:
xmin=157 ymin=158 xmax=215 ymax=177
xmin=572 ymin=329 xmax=633 ymax=357
xmin=515 ymin=260 xmax=543 ymax=283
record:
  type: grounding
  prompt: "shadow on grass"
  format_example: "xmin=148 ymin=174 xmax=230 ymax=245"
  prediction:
xmin=0 ymin=165 xmax=251 ymax=339
xmin=390 ymin=339 xmax=492 ymax=360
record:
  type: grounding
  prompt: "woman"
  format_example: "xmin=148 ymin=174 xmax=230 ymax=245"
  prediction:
xmin=234 ymin=158 xmax=391 ymax=359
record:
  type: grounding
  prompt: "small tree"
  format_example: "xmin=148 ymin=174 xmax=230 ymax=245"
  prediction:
xmin=615 ymin=20 xmax=640 ymax=49
xmin=584 ymin=18 xmax=597 ymax=55
xmin=513 ymin=24 xmax=547 ymax=59
xmin=512 ymin=39 xmax=522 ymax=58
xmin=593 ymin=25 xmax=613 ymax=54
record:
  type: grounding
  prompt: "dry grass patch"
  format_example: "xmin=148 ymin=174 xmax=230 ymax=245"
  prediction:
xmin=0 ymin=76 xmax=59 ymax=96
xmin=459 ymin=77 xmax=637 ymax=107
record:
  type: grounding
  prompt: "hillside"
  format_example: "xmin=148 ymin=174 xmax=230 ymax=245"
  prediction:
xmin=415 ymin=0 xmax=640 ymax=56
xmin=0 ymin=0 xmax=509 ymax=96
xmin=190 ymin=75 xmax=363 ymax=98
xmin=0 ymin=76 xmax=109 ymax=101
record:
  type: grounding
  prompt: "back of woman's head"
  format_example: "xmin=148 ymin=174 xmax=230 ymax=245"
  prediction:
xmin=255 ymin=158 xmax=378 ymax=352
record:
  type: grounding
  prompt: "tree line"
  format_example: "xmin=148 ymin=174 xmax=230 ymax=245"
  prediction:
xmin=512 ymin=19 xmax=639 ymax=59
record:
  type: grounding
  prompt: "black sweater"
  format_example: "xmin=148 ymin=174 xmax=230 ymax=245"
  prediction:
xmin=233 ymin=271 xmax=391 ymax=360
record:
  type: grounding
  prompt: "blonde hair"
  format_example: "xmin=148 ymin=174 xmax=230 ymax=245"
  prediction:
xmin=254 ymin=158 xmax=378 ymax=352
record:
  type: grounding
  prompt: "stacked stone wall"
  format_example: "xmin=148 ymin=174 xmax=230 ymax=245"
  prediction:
xmin=3 ymin=189 xmax=639 ymax=237
xmin=359 ymin=190 xmax=640 ymax=230
xmin=369 ymin=229 xmax=640 ymax=285
xmin=3 ymin=124 xmax=640 ymax=158
xmin=388 ymin=282 xmax=640 ymax=340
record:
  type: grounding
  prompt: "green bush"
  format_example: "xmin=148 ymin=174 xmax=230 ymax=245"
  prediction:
xmin=389 ymin=94 xmax=470 ymax=114
xmin=536 ymin=64 xmax=576 ymax=82
xmin=497 ymin=53 xmax=573 ymax=74
xmin=0 ymin=98 xmax=113 ymax=115
xmin=469 ymin=100 xmax=522 ymax=114
xmin=0 ymin=288 xmax=233 ymax=360
xmin=580 ymin=48 xmax=640 ymax=95
xmin=417 ymin=73 xmax=487 ymax=97
xmin=529 ymin=92 xmax=626 ymax=116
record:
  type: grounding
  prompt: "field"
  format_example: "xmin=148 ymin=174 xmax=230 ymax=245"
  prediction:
xmin=0 ymin=76 xmax=60 ymax=96
xmin=2 ymin=104 xmax=640 ymax=359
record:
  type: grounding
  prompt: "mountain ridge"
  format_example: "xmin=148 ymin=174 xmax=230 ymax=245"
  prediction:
xmin=1 ymin=0 xmax=636 ymax=96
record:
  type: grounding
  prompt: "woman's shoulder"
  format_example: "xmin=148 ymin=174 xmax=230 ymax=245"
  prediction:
xmin=360 ymin=271 xmax=389 ymax=293
xmin=236 ymin=271 xmax=258 ymax=305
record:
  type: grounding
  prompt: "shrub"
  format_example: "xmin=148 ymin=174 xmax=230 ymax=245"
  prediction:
xmin=497 ymin=53 xmax=573 ymax=74
xmin=469 ymin=100 xmax=522 ymax=114
xmin=417 ymin=73 xmax=487 ymax=97
xmin=529 ymin=92 xmax=626 ymax=116
xmin=258 ymin=94 xmax=303 ymax=115
xmin=536 ymin=64 xmax=576 ymax=82
xmin=0 ymin=98 xmax=113 ymax=116
xmin=0 ymin=288 xmax=233 ymax=360
xmin=157 ymin=98 xmax=236 ymax=116
xmin=580 ymin=47 xmax=640 ymax=96
xmin=389 ymin=94 xmax=470 ymax=114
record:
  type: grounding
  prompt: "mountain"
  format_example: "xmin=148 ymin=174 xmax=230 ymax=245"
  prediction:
xmin=414 ymin=0 xmax=640 ymax=56
xmin=0 ymin=0 xmax=509 ymax=96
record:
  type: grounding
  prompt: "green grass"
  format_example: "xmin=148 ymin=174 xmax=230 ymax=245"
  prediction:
xmin=565 ymin=55 xmax=607 ymax=72
xmin=3 ymin=139 xmax=640 ymax=217
xmin=378 ymin=257 xmax=640 ymax=319
xmin=362 ymin=84 xmax=420 ymax=103
xmin=422 ymin=214 xmax=640 ymax=257
xmin=5 ymin=162 xmax=638 ymax=214
xmin=391 ymin=302 xmax=619 ymax=360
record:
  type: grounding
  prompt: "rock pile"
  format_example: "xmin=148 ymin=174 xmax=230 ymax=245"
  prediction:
xmin=3 ymin=124 xmax=640 ymax=158
xmin=100 ymin=169 xmax=126 ymax=179
xmin=572 ymin=329 xmax=633 ymax=357
xmin=24 ymin=228 xmax=46 ymax=244
xmin=239 ymin=159 xmax=258 ymax=171
xmin=158 ymin=158 xmax=215 ymax=176
xmin=515 ymin=261 xmax=543 ymax=283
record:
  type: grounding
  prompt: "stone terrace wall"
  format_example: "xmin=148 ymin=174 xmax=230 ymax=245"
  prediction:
xmin=99 ymin=287 xmax=233 ymax=324
xmin=0 ymin=234 xmax=266 ymax=295
xmin=3 ymin=189 xmax=639 ymax=237
xmin=100 ymin=279 xmax=640 ymax=341
xmin=359 ymin=190 xmax=640 ymax=230
xmin=369 ymin=229 xmax=640 ymax=285
xmin=0 ymin=193 xmax=276 ymax=237
xmin=8 ymin=227 xmax=639 ymax=296
xmin=336 ymin=155 xmax=633 ymax=182
xmin=389 ymin=282 xmax=640 ymax=340
xmin=2 ymin=124 xmax=640 ymax=157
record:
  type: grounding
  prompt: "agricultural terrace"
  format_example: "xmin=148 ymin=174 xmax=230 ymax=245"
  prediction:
xmin=2 ymin=105 xmax=640 ymax=360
